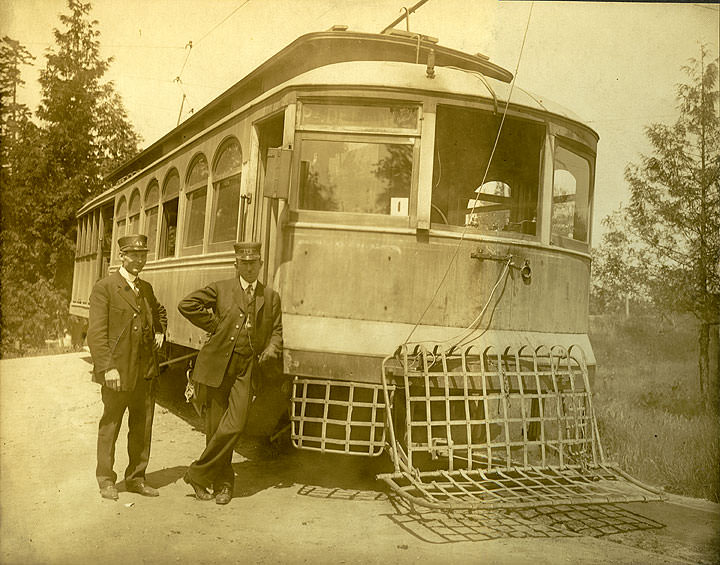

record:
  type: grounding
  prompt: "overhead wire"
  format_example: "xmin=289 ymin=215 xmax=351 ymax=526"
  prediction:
xmin=173 ymin=0 xmax=252 ymax=124
xmin=401 ymin=1 xmax=536 ymax=348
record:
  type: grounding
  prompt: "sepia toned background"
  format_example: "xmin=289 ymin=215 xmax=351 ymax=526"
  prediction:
xmin=1 ymin=0 xmax=717 ymax=243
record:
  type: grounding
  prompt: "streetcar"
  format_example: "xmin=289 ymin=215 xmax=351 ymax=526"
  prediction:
xmin=71 ymin=27 xmax=662 ymax=509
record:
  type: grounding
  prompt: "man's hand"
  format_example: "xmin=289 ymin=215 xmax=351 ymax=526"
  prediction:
xmin=154 ymin=332 xmax=165 ymax=350
xmin=104 ymin=368 xmax=121 ymax=391
xmin=258 ymin=346 xmax=279 ymax=366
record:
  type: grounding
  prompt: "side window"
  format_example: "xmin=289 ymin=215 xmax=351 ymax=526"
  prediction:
xmin=89 ymin=212 xmax=98 ymax=255
xmin=127 ymin=189 xmax=141 ymax=234
xmin=144 ymin=181 xmax=159 ymax=260
xmin=114 ymin=196 xmax=127 ymax=261
xmin=183 ymin=154 xmax=208 ymax=253
xmin=296 ymin=102 xmax=419 ymax=220
xmin=160 ymin=169 xmax=179 ymax=259
xmin=211 ymin=138 xmax=242 ymax=249
xmin=552 ymin=145 xmax=592 ymax=244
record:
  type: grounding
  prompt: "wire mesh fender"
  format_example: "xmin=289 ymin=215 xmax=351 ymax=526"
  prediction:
xmin=378 ymin=342 xmax=665 ymax=510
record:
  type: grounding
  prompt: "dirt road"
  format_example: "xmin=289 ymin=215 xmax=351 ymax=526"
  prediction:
xmin=1 ymin=351 xmax=718 ymax=564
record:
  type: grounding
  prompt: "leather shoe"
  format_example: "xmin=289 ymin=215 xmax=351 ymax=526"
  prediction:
xmin=183 ymin=472 xmax=213 ymax=501
xmin=126 ymin=481 xmax=159 ymax=497
xmin=100 ymin=484 xmax=119 ymax=501
xmin=215 ymin=485 xmax=232 ymax=505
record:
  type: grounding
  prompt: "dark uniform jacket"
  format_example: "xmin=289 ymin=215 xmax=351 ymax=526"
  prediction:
xmin=88 ymin=271 xmax=168 ymax=391
xmin=178 ymin=278 xmax=283 ymax=388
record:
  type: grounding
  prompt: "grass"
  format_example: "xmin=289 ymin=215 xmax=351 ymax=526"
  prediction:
xmin=590 ymin=314 xmax=719 ymax=502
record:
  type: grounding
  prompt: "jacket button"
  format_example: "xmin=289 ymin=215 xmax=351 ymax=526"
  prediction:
xmin=133 ymin=313 xmax=137 ymax=318
xmin=235 ymin=325 xmax=240 ymax=329
xmin=230 ymin=337 xmax=235 ymax=341
xmin=133 ymin=326 xmax=138 ymax=331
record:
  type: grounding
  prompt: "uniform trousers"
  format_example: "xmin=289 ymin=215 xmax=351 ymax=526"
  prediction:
xmin=96 ymin=371 xmax=156 ymax=488
xmin=186 ymin=351 xmax=253 ymax=492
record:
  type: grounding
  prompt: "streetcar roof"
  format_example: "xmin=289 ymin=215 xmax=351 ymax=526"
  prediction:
xmin=283 ymin=60 xmax=594 ymax=128
xmin=104 ymin=29 xmax=512 ymax=186
xmin=93 ymin=28 xmax=596 ymax=214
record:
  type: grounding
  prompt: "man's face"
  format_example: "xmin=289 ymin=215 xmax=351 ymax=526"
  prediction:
xmin=235 ymin=258 xmax=262 ymax=284
xmin=120 ymin=250 xmax=147 ymax=276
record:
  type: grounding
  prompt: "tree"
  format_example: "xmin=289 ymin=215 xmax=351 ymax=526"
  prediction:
xmin=623 ymin=45 xmax=720 ymax=395
xmin=590 ymin=208 xmax=650 ymax=316
xmin=0 ymin=1 xmax=141 ymax=354
xmin=0 ymin=36 xmax=52 ymax=355
xmin=36 ymin=0 xmax=141 ymax=293
xmin=0 ymin=36 xmax=35 ymax=142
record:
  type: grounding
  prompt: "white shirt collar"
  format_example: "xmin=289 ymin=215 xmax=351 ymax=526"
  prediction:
xmin=119 ymin=266 xmax=138 ymax=286
xmin=239 ymin=276 xmax=255 ymax=293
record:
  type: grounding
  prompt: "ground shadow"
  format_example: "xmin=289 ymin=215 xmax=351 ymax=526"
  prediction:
xmin=383 ymin=496 xmax=666 ymax=544
xmin=152 ymin=366 xmax=668 ymax=544
xmin=155 ymin=365 xmax=205 ymax=431
xmin=153 ymin=365 xmax=394 ymax=500
xmin=228 ymin=448 xmax=393 ymax=499
xmin=120 ymin=465 xmax=188 ymax=492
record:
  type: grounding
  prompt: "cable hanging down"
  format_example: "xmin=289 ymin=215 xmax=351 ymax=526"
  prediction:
xmin=402 ymin=2 xmax=536 ymax=347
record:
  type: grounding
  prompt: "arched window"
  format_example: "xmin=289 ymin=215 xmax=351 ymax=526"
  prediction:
xmin=128 ymin=189 xmax=141 ymax=234
xmin=210 ymin=138 xmax=242 ymax=248
xmin=114 ymin=197 xmax=127 ymax=260
xmin=183 ymin=154 xmax=208 ymax=253
xmin=160 ymin=169 xmax=179 ymax=258
xmin=144 ymin=180 xmax=160 ymax=259
xmin=80 ymin=216 xmax=86 ymax=254
xmin=89 ymin=212 xmax=98 ymax=254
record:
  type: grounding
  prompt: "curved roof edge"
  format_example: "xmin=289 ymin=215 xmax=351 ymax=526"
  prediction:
xmin=105 ymin=29 xmax=513 ymax=185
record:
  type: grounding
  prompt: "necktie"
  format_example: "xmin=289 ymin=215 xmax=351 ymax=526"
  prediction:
xmin=245 ymin=284 xmax=254 ymax=331
xmin=128 ymin=278 xmax=139 ymax=295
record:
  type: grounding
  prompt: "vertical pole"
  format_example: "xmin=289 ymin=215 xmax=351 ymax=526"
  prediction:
xmin=176 ymin=93 xmax=186 ymax=126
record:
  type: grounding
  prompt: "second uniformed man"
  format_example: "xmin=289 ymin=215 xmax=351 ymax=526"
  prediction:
xmin=178 ymin=241 xmax=283 ymax=504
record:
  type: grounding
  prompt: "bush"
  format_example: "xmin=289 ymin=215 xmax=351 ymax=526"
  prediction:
xmin=0 ymin=275 xmax=69 ymax=358
xmin=591 ymin=314 xmax=719 ymax=502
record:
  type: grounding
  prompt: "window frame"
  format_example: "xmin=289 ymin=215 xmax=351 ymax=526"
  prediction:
xmin=292 ymin=130 xmax=419 ymax=228
xmin=159 ymin=168 xmax=180 ymax=260
xmin=428 ymin=103 xmax=545 ymax=242
xmin=298 ymin=100 xmax=421 ymax=135
xmin=181 ymin=153 xmax=209 ymax=256
xmin=144 ymin=180 xmax=160 ymax=260
xmin=550 ymin=137 xmax=595 ymax=252
xmin=127 ymin=189 xmax=141 ymax=235
xmin=113 ymin=196 xmax=128 ymax=261
xmin=208 ymin=137 xmax=243 ymax=253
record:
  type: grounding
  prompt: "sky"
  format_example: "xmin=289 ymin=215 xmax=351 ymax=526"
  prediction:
xmin=1 ymin=0 xmax=718 ymax=244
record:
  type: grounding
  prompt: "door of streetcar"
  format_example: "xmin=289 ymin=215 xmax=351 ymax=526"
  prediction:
xmin=253 ymin=110 xmax=289 ymax=288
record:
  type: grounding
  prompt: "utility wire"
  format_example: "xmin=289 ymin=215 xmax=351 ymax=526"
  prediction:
xmin=402 ymin=1 xmax=535 ymax=347
xmin=195 ymin=0 xmax=252 ymax=46
xmin=172 ymin=0 xmax=252 ymax=124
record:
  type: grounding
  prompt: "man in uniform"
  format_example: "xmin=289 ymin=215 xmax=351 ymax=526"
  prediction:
xmin=178 ymin=241 xmax=282 ymax=505
xmin=88 ymin=234 xmax=167 ymax=500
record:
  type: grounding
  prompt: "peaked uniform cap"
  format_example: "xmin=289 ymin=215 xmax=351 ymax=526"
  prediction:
xmin=118 ymin=234 xmax=148 ymax=252
xmin=234 ymin=241 xmax=262 ymax=260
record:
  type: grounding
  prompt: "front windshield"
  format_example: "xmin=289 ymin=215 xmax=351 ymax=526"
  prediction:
xmin=431 ymin=106 xmax=544 ymax=236
xmin=298 ymin=139 xmax=412 ymax=215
